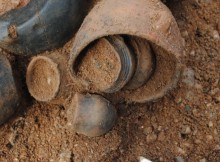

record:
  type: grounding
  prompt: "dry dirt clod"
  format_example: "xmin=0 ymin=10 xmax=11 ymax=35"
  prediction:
xmin=146 ymin=133 xmax=157 ymax=144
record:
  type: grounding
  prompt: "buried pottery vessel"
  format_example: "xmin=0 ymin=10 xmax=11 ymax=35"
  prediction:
xmin=66 ymin=93 xmax=117 ymax=137
xmin=0 ymin=54 xmax=19 ymax=125
xmin=26 ymin=52 xmax=74 ymax=105
xmin=0 ymin=0 xmax=91 ymax=55
xmin=74 ymin=36 xmax=136 ymax=93
xmin=69 ymin=0 xmax=184 ymax=103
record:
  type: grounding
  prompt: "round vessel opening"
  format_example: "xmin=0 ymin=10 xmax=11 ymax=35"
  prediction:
xmin=26 ymin=56 xmax=60 ymax=102
xmin=75 ymin=38 xmax=122 ymax=93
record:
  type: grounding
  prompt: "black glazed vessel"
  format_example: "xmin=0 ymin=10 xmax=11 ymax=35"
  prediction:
xmin=0 ymin=54 xmax=19 ymax=125
xmin=0 ymin=0 xmax=91 ymax=55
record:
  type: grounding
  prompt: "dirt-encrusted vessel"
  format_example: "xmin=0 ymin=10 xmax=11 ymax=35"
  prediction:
xmin=66 ymin=93 xmax=117 ymax=137
xmin=26 ymin=51 xmax=74 ymax=105
xmin=0 ymin=0 xmax=91 ymax=55
xmin=74 ymin=36 xmax=136 ymax=93
xmin=0 ymin=54 xmax=19 ymax=125
xmin=69 ymin=0 xmax=184 ymax=103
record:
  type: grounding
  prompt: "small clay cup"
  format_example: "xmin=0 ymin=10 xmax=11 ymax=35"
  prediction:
xmin=26 ymin=52 xmax=74 ymax=105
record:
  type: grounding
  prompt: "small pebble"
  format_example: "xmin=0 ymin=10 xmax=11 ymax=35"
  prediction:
xmin=215 ymin=95 xmax=220 ymax=102
xmin=206 ymin=135 xmax=214 ymax=142
xmin=185 ymin=105 xmax=191 ymax=112
xmin=211 ymin=30 xmax=220 ymax=40
xmin=175 ymin=98 xmax=182 ymax=104
xmin=181 ymin=30 xmax=189 ymax=38
xmin=190 ymin=50 xmax=195 ymax=57
xmin=175 ymin=156 xmax=184 ymax=162
xmin=199 ymin=158 xmax=206 ymax=162
xmin=193 ymin=129 xmax=198 ymax=136
xmin=208 ymin=121 xmax=213 ymax=127
xmin=182 ymin=68 xmax=195 ymax=87
xmin=146 ymin=133 xmax=157 ymax=144
xmin=139 ymin=156 xmax=152 ymax=162
xmin=174 ymin=119 xmax=179 ymax=123
xmin=195 ymin=83 xmax=203 ymax=90
xmin=157 ymin=126 xmax=162 ymax=132
xmin=176 ymin=147 xmax=186 ymax=155
xmin=195 ymin=139 xmax=201 ymax=144
xmin=181 ymin=126 xmax=191 ymax=135
xmin=13 ymin=158 xmax=19 ymax=162
xmin=192 ymin=109 xmax=199 ymax=117
xmin=144 ymin=127 xmax=153 ymax=135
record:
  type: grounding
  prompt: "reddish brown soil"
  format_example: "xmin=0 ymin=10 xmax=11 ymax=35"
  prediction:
xmin=0 ymin=0 xmax=220 ymax=161
xmin=0 ymin=0 xmax=29 ymax=15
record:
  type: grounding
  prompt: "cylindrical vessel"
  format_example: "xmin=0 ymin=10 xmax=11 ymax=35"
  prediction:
xmin=0 ymin=0 xmax=91 ymax=55
xmin=0 ymin=54 xmax=19 ymax=125
xmin=73 ymin=36 xmax=136 ymax=94
xmin=69 ymin=0 xmax=184 ymax=103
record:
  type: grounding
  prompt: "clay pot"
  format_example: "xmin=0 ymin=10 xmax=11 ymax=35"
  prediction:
xmin=66 ymin=93 xmax=117 ymax=137
xmin=74 ymin=36 xmax=136 ymax=93
xmin=0 ymin=54 xmax=19 ymax=125
xmin=26 ymin=52 xmax=74 ymax=105
xmin=0 ymin=0 xmax=91 ymax=55
xmin=69 ymin=0 xmax=184 ymax=103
